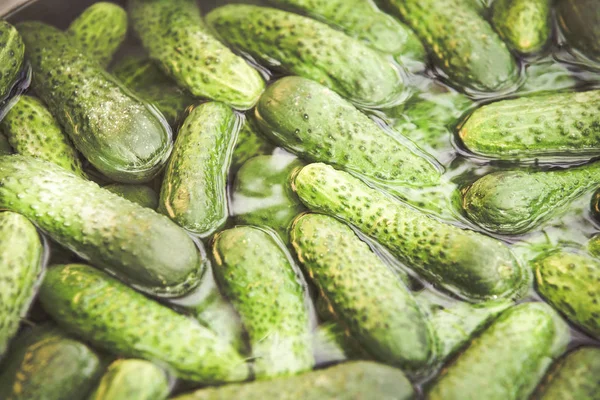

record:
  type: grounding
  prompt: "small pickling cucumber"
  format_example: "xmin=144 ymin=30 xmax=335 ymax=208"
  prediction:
xmin=0 ymin=133 xmax=12 ymax=155
xmin=104 ymin=183 xmax=159 ymax=209
xmin=491 ymin=0 xmax=552 ymax=54
xmin=159 ymin=102 xmax=239 ymax=237
xmin=172 ymin=361 xmax=415 ymax=400
xmin=206 ymin=5 xmax=405 ymax=108
xmin=291 ymin=213 xmax=435 ymax=371
xmin=230 ymin=118 xmax=274 ymax=171
xmin=428 ymin=302 xmax=570 ymax=400
xmin=462 ymin=161 xmax=600 ymax=235
xmin=89 ymin=359 xmax=170 ymax=400
xmin=66 ymin=2 xmax=128 ymax=67
xmin=17 ymin=21 xmax=172 ymax=183
xmin=557 ymin=0 xmax=600 ymax=63
xmin=0 ymin=155 xmax=203 ymax=297
xmin=212 ymin=227 xmax=314 ymax=378
xmin=129 ymin=0 xmax=264 ymax=109
xmin=533 ymin=250 xmax=600 ymax=339
xmin=39 ymin=264 xmax=250 ymax=383
xmin=0 ymin=212 xmax=43 ymax=356
xmin=294 ymin=163 xmax=527 ymax=301
xmin=0 ymin=21 xmax=25 ymax=101
xmin=459 ymin=90 xmax=600 ymax=161
xmin=0 ymin=95 xmax=85 ymax=177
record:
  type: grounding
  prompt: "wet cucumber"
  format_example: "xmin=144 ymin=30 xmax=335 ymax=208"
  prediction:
xmin=159 ymin=102 xmax=239 ymax=237
xmin=0 ymin=155 xmax=203 ymax=297
xmin=428 ymin=302 xmax=570 ymax=400
xmin=557 ymin=0 xmax=600 ymax=63
xmin=0 ymin=133 xmax=11 ymax=155
xmin=206 ymin=5 xmax=405 ymax=108
xmin=212 ymin=227 xmax=313 ymax=378
xmin=491 ymin=0 xmax=552 ymax=54
xmin=291 ymin=213 xmax=435 ymax=371
xmin=0 ymin=21 xmax=25 ymax=101
xmin=104 ymin=183 xmax=159 ymax=209
xmin=39 ymin=263 xmax=250 ymax=383
xmin=230 ymin=118 xmax=274 ymax=171
xmin=520 ymin=59 xmax=578 ymax=95
xmin=294 ymin=163 xmax=527 ymax=301
xmin=17 ymin=21 xmax=172 ymax=183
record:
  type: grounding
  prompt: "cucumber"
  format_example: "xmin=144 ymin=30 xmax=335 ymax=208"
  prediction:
xmin=206 ymin=5 xmax=405 ymax=108
xmin=0 ymin=212 xmax=43 ymax=356
xmin=0 ymin=155 xmax=203 ymax=297
xmin=459 ymin=90 xmax=600 ymax=161
xmin=291 ymin=213 xmax=435 ymax=371
xmin=557 ymin=0 xmax=600 ymax=63
xmin=172 ymin=361 xmax=414 ymax=400
xmin=159 ymin=102 xmax=239 ymax=237
xmin=66 ymin=2 xmax=128 ymax=67
xmin=428 ymin=302 xmax=570 ymax=400
xmin=462 ymin=161 xmax=600 ymax=235
xmin=231 ymin=118 xmax=274 ymax=171
xmin=521 ymin=59 xmax=578 ymax=95
xmin=0 ymin=21 xmax=25 ymax=101
xmin=89 ymin=359 xmax=170 ymax=400
xmin=491 ymin=0 xmax=552 ymax=54
xmin=0 ymin=133 xmax=12 ymax=155
xmin=0 ymin=95 xmax=85 ymax=177
xmin=588 ymin=235 xmax=600 ymax=258
xmin=533 ymin=250 xmax=600 ymax=339
xmin=104 ymin=183 xmax=159 ymax=209
xmin=39 ymin=263 xmax=250 ymax=383
xmin=591 ymin=188 xmax=600 ymax=224
xmin=17 ymin=21 xmax=172 ymax=183
xmin=532 ymin=347 xmax=600 ymax=400
xmin=129 ymin=0 xmax=264 ymax=109
xmin=212 ymin=226 xmax=313 ymax=378
xmin=312 ymin=322 xmax=350 ymax=364
xmin=294 ymin=163 xmax=527 ymax=301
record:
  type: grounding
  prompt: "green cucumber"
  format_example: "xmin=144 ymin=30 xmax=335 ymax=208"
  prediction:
xmin=66 ymin=2 xmax=128 ymax=67
xmin=159 ymin=102 xmax=238 ymax=237
xmin=0 ymin=155 xmax=203 ymax=297
xmin=588 ymin=235 xmax=600 ymax=258
xmin=491 ymin=0 xmax=552 ymax=54
xmin=172 ymin=361 xmax=414 ymax=400
xmin=0 ymin=21 xmax=25 ymax=101
xmin=294 ymin=163 xmax=527 ymax=301
xmin=428 ymin=302 xmax=570 ymax=400
xmin=459 ymin=90 xmax=600 ymax=161
xmin=212 ymin=226 xmax=313 ymax=378
xmin=230 ymin=118 xmax=274 ymax=171
xmin=39 ymin=263 xmax=250 ymax=383
xmin=206 ymin=5 xmax=405 ymax=108
xmin=557 ymin=0 xmax=600 ymax=63
xmin=104 ymin=183 xmax=159 ymax=209
xmin=0 ymin=95 xmax=85 ymax=177
xmin=0 ymin=133 xmax=12 ymax=155
xmin=0 ymin=212 xmax=43 ymax=356
xmin=291 ymin=213 xmax=435 ymax=371
xmin=521 ymin=59 xmax=578 ymax=95
xmin=17 ymin=21 xmax=172 ymax=183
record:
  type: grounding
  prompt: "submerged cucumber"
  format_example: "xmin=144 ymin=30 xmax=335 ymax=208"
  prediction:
xmin=557 ymin=0 xmax=600 ymax=63
xmin=0 ymin=21 xmax=25 ymax=101
xmin=491 ymin=0 xmax=552 ymax=54
xmin=230 ymin=118 xmax=274 ymax=171
xmin=0 ymin=133 xmax=12 ymax=155
xmin=520 ymin=59 xmax=578 ymax=95
xmin=104 ymin=183 xmax=159 ymax=209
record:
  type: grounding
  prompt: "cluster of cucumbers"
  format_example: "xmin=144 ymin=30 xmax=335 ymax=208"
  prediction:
xmin=0 ymin=0 xmax=599 ymax=399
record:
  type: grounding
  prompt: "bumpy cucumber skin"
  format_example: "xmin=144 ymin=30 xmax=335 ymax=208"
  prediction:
xmin=534 ymin=251 xmax=600 ymax=339
xmin=212 ymin=227 xmax=313 ymax=378
xmin=0 ymin=21 xmax=25 ymax=100
xmin=558 ymin=0 xmax=600 ymax=62
xmin=383 ymin=0 xmax=518 ymax=93
xmin=129 ymin=0 xmax=264 ymax=109
xmin=159 ymin=102 xmax=238 ymax=237
xmin=0 ymin=95 xmax=85 ymax=177
xmin=533 ymin=347 xmax=600 ymax=400
xmin=0 ymin=325 xmax=102 ymax=400
xmin=89 ymin=359 xmax=170 ymax=400
xmin=291 ymin=213 xmax=435 ymax=371
xmin=295 ymin=163 xmax=527 ymax=301
xmin=104 ymin=183 xmax=159 ymax=209
xmin=428 ymin=302 xmax=570 ymax=400
xmin=459 ymin=90 xmax=600 ymax=160
xmin=39 ymin=264 xmax=250 ymax=383
xmin=231 ymin=118 xmax=274 ymax=171
xmin=491 ymin=0 xmax=551 ymax=54
xmin=256 ymin=76 xmax=440 ymax=188
xmin=172 ymin=361 xmax=414 ymax=400
xmin=462 ymin=163 xmax=600 ymax=235
xmin=0 ymin=212 xmax=43 ymax=357
xmin=0 ymin=155 xmax=203 ymax=297
xmin=17 ymin=21 xmax=172 ymax=183
xmin=66 ymin=2 xmax=128 ymax=68
xmin=206 ymin=5 xmax=404 ymax=108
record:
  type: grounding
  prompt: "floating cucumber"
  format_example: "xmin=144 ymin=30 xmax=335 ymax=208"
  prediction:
xmin=0 ymin=133 xmax=11 ymax=155
xmin=0 ymin=21 xmax=25 ymax=101
xmin=491 ymin=0 xmax=552 ymax=54
xmin=104 ymin=183 xmax=159 ymax=209
xmin=557 ymin=0 xmax=600 ymax=63
xmin=230 ymin=118 xmax=274 ymax=171
xmin=0 ymin=155 xmax=203 ymax=297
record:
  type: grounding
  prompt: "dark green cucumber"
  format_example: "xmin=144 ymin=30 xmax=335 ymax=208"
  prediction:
xmin=17 ymin=21 xmax=172 ymax=183
xmin=0 ymin=133 xmax=11 ymax=155
xmin=459 ymin=90 xmax=600 ymax=161
xmin=159 ymin=102 xmax=239 ymax=237
xmin=172 ymin=362 xmax=414 ymax=400
xmin=230 ymin=118 xmax=274 ymax=171
xmin=558 ymin=0 xmax=600 ymax=63
xmin=0 ymin=212 xmax=43 ymax=356
xmin=39 ymin=264 xmax=250 ymax=383
xmin=428 ymin=302 xmax=570 ymax=400
xmin=212 ymin=227 xmax=313 ymax=378
xmin=534 ymin=250 xmax=600 ymax=339
xmin=291 ymin=213 xmax=435 ymax=371
xmin=66 ymin=2 xmax=128 ymax=67
xmin=0 ymin=21 xmax=25 ymax=101
xmin=491 ymin=0 xmax=552 ymax=54
xmin=0 ymin=155 xmax=203 ymax=297
xmin=294 ymin=163 xmax=527 ymax=301
xmin=206 ymin=5 xmax=405 ymax=108
xmin=0 ymin=95 xmax=85 ymax=177
xmin=104 ymin=183 xmax=159 ymax=209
